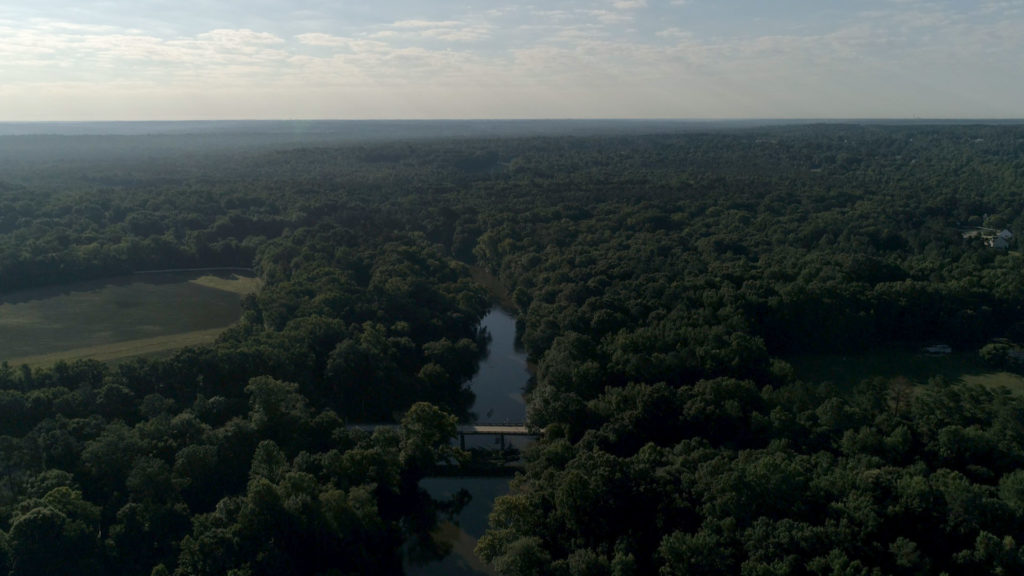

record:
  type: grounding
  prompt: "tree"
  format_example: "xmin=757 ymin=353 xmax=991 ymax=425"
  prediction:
xmin=8 ymin=488 xmax=102 ymax=576
xmin=244 ymin=376 xmax=311 ymax=449
xmin=399 ymin=402 xmax=466 ymax=482
xmin=491 ymin=537 xmax=552 ymax=576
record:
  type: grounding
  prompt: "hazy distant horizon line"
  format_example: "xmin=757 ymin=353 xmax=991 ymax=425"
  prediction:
xmin=1 ymin=117 xmax=1020 ymax=138
xmin=2 ymin=117 xmax=1023 ymax=124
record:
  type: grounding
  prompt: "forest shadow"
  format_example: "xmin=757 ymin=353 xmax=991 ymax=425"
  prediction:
xmin=0 ymin=270 xmax=251 ymax=305
xmin=788 ymin=347 xmax=1024 ymax=394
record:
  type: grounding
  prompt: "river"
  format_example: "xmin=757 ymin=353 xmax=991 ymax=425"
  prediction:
xmin=406 ymin=308 xmax=530 ymax=576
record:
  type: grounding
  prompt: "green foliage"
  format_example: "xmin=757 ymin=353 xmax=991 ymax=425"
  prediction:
xmin=3 ymin=125 xmax=1024 ymax=575
xmin=491 ymin=537 xmax=552 ymax=576
xmin=400 ymin=401 xmax=468 ymax=478
xmin=8 ymin=488 xmax=102 ymax=576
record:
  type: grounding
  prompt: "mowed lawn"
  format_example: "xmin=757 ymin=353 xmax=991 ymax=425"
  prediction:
xmin=788 ymin=347 xmax=1024 ymax=396
xmin=0 ymin=272 xmax=260 ymax=366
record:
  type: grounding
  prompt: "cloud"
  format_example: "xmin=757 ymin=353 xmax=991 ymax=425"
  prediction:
xmin=979 ymin=1 xmax=1024 ymax=15
xmin=584 ymin=10 xmax=634 ymax=25
xmin=295 ymin=33 xmax=351 ymax=47
xmin=0 ymin=22 xmax=292 ymax=86
xmin=656 ymin=27 xmax=690 ymax=39
xmin=380 ymin=19 xmax=493 ymax=42
xmin=2 ymin=0 xmax=1024 ymax=120
xmin=391 ymin=20 xmax=464 ymax=29
xmin=195 ymin=29 xmax=284 ymax=46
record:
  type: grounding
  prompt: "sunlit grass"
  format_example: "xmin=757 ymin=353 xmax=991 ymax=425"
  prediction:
xmin=961 ymin=371 xmax=1024 ymax=396
xmin=7 ymin=328 xmax=227 ymax=367
xmin=189 ymin=273 xmax=262 ymax=295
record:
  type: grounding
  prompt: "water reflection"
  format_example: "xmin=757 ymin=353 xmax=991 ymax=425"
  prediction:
xmin=468 ymin=308 xmax=529 ymax=425
xmin=406 ymin=478 xmax=510 ymax=576
xmin=406 ymin=308 xmax=530 ymax=575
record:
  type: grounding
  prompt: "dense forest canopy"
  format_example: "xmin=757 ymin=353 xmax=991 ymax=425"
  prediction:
xmin=0 ymin=122 xmax=1023 ymax=574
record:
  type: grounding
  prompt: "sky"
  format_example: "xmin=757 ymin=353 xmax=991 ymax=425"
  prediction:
xmin=0 ymin=0 xmax=1022 ymax=121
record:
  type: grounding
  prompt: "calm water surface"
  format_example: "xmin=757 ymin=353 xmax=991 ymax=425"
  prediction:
xmin=406 ymin=308 xmax=529 ymax=576
xmin=468 ymin=308 xmax=529 ymax=424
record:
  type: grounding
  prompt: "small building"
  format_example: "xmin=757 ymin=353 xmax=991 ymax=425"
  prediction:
xmin=962 ymin=227 xmax=1013 ymax=249
xmin=988 ymin=229 xmax=1013 ymax=250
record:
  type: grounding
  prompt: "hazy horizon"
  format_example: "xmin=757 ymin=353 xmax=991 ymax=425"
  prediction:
xmin=2 ymin=118 xmax=1021 ymax=137
xmin=2 ymin=1 xmax=1022 ymax=122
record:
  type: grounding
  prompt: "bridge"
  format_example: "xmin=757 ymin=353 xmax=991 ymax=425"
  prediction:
xmin=346 ymin=423 xmax=537 ymax=450
xmin=455 ymin=424 xmax=534 ymax=450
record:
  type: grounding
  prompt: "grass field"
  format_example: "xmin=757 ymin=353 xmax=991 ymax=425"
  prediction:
xmin=788 ymin=347 xmax=1024 ymax=396
xmin=0 ymin=272 xmax=260 ymax=367
xmin=187 ymin=273 xmax=261 ymax=296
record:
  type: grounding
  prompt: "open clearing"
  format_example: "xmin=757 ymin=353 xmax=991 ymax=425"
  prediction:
xmin=0 ymin=271 xmax=260 ymax=367
xmin=789 ymin=347 xmax=1024 ymax=396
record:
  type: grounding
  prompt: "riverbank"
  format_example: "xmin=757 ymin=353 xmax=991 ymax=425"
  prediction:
xmin=407 ymin=477 xmax=509 ymax=576
xmin=469 ymin=265 xmax=517 ymax=313
xmin=407 ymin=307 xmax=530 ymax=575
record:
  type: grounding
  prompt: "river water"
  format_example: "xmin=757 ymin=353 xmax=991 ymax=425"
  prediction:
xmin=466 ymin=308 xmax=528 ymax=425
xmin=406 ymin=308 xmax=530 ymax=576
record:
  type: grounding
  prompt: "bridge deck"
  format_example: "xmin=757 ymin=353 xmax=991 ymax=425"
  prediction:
xmin=458 ymin=425 xmax=532 ymax=435
xmin=346 ymin=424 xmax=535 ymax=435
